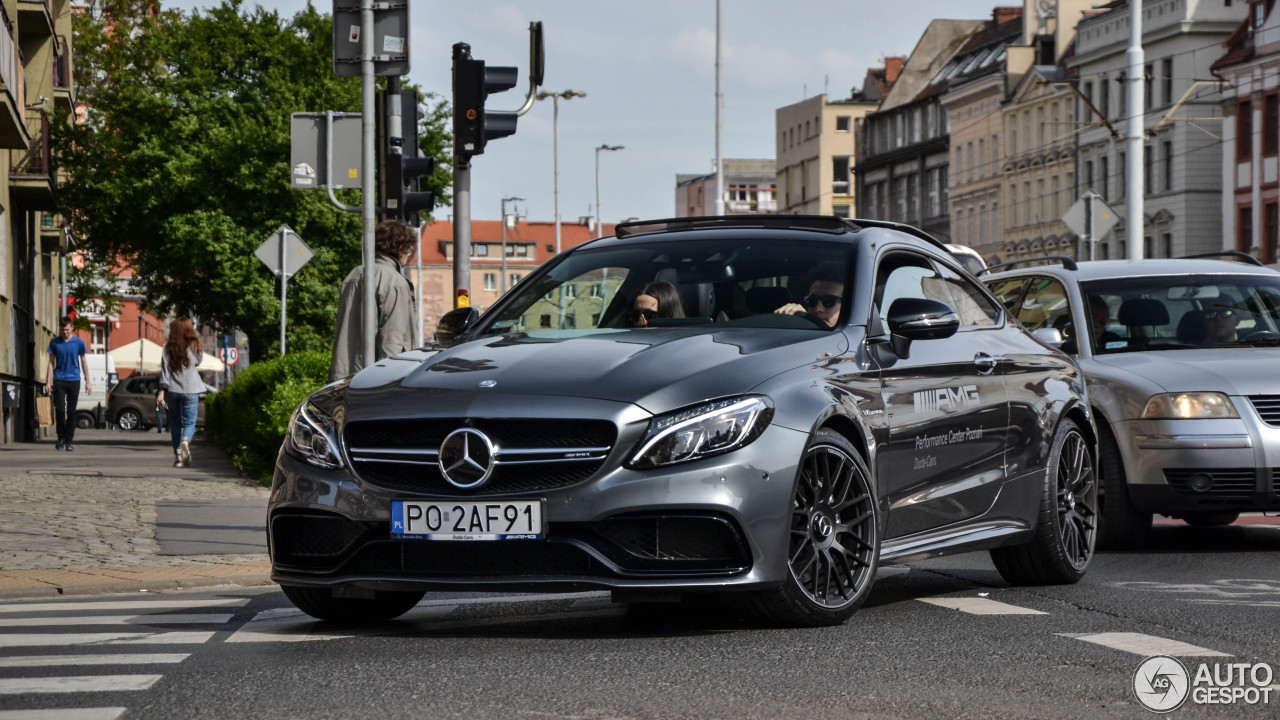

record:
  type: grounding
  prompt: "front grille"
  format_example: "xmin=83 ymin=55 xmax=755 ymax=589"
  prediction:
xmin=1248 ymin=395 xmax=1280 ymax=426
xmin=344 ymin=418 xmax=617 ymax=495
xmin=1164 ymin=468 xmax=1257 ymax=499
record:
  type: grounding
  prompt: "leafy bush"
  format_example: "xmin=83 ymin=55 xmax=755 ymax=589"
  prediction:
xmin=205 ymin=351 xmax=330 ymax=483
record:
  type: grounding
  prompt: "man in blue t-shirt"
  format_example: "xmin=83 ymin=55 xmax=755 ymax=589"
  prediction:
xmin=44 ymin=316 xmax=91 ymax=451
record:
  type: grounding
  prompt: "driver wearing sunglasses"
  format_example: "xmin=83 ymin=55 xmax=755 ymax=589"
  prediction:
xmin=1205 ymin=303 xmax=1242 ymax=344
xmin=774 ymin=263 xmax=845 ymax=328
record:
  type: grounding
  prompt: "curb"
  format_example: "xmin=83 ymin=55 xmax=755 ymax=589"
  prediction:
xmin=0 ymin=574 xmax=276 ymax=601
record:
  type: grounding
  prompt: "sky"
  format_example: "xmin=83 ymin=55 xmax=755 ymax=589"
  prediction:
xmin=166 ymin=0 xmax=1009 ymax=225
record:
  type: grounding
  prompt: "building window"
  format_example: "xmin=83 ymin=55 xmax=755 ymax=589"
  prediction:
xmin=927 ymin=167 xmax=944 ymax=218
xmin=1009 ymin=184 xmax=1018 ymax=226
xmin=1162 ymin=141 xmax=1173 ymax=191
xmin=1085 ymin=160 xmax=1094 ymax=192
xmin=473 ymin=244 xmax=488 ymax=256
xmin=1118 ymin=152 xmax=1126 ymax=199
xmin=833 ymin=204 xmax=851 ymax=218
xmin=540 ymin=314 xmax=552 ymax=328
xmin=1265 ymin=94 xmax=1279 ymax=156
xmin=1162 ymin=232 xmax=1172 ymax=259
xmin=1098 ymin=78 xmax=1110 ymax=121
xmin=1267 ymin=202 xmax=1279 ymax=264
xmin=483 ymin=273 xmax=496 ymax=291
xmin=590 ymin=283 xmax=602 ymax=298
xmin=1143 ymin=145 xmax=1152 ymax=193
xmin=1238 ymin=205 xmax=1253 ymax=254
xmin=977 ymin=138 xmax=985 ymax=178
xmin=510 ymin=273 xmax=521 ymax=288
xmin=836 ymin=115 xmax=851 ymax=132
xmin=1238 ymin=99 xmax=1253 ymax=160
xmin=1100 ymin=156 xmax=1109 ymax=199
xmin=832 ymin=156 xmax=851 ymax=195
xmin=1161 ymin=58 xmax=1173 ymax=107
xmin=1050 ymin=176 xmax=1060 ymax=218
xmin=1144 ymin=63 xmax=1153 ymax=110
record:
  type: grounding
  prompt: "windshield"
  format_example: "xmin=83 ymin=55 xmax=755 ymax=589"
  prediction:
xmin=478 ymin=238 xmax=853 ymax=338
xmin=1082 ymin=274 xmax=1280 ymax=354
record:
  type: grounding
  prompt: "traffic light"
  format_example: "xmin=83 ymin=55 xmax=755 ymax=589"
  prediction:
xmin=453 ymin=42 xmax=519 ymax=157
xmin=385 ymin=153 xmax=435 ymax=225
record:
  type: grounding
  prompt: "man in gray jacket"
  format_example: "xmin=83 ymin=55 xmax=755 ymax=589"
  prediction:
xmin=329 ymin=220 xmax=419 ymax=381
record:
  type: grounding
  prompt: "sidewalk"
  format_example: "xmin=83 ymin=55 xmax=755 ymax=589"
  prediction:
xmin=0 ymin=426 xmax=274 ymax=599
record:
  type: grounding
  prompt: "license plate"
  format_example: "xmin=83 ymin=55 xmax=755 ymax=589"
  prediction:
xmin=391 ymin=500 xmax=545 ymax=540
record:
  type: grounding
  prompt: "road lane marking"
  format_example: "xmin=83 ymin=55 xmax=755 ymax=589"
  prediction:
xmin=1060 ymin=632 xmax=1231 ymax=656
xmin=0 ymin=632 xmax=214 ymax=648
xmin=0 ymin=614 xmax=234 ymax=628
xmin=0 ymin=709 xmax=125 ymax=720
xmin=0 ymin=599 xmax=249 ymax=614
xmin=918 ymin=597 xmax=1047 ymax=615
xmin=0 ymin=654 xmax=189 ymax=668
xmin=0 ymin=675 xmax=162 ymax=694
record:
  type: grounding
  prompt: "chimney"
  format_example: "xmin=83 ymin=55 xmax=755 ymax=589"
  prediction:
xmin=993 ymin=6 xmax=1021 ymax=25
xmin=884 ymin=57 xmax=905 ymax=84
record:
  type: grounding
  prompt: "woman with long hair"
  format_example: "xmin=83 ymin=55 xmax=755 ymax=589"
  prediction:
xmin=627 ymin=281 xmax=686 ymax=327
xmin=155 ymin=317 xmax=204 ymax=468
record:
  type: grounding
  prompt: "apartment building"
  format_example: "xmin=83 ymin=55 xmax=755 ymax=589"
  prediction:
xmin=856 ymin=19 xmax=986 ymax=240
xmin=1213 ymin=0 xmax=1280 ymax=267
xmin=1069 ymin=0 xmax=1244 ymax=260
xmin=415 ymin=219 xmax=612 ymax=341
xmin=941 ymin=7 xmax=1025 ymax=261
xmin=0 ymin=0 xmax=76 ymax=443
xmin=675 ymin=158 xmax=777 ymax=217
xmin=776 ymin=92 xmax=878 ymax=217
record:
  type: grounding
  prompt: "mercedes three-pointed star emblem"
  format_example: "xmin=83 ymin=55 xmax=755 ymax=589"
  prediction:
xmin=438 ymin=428 xmax=496 ymax=489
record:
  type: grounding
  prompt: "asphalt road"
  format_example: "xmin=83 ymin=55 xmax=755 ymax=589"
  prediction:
xmin=1 ymin=521 xmax=1277 ymax=720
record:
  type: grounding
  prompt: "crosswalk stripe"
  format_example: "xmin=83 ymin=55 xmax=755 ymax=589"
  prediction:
xmin=1060 ymin=632 xmax=1231 ymax=656
xmin=0 ymin=675 xmax=162 ymax=694
xmin=0 ymin=654 xmax=189 ymax=668
xmin=918 ymin=597 xmax=1047 ymax=615
xmin=0 ymin=599 xmax=249 ymax=615
xmin=0 ymin=708 xmax=125 ymax=720
xmin=0 ymin=614 xmax=234 ymax=628
xmin=0 ymin=632 xmax=215 ymax=648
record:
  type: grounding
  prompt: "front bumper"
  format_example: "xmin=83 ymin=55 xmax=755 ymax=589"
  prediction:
xmin=1113 ymin=407 xmax=1280 ymax=514
xmin=267 ymin=422 xmax=810 ymax=593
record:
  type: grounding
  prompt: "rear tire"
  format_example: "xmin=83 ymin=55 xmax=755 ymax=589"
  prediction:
xmin=1094 ymin=421 xmax=1151 ymax=550
xmin=991 ymin=418 xmax=1096 ymax=585
xmin=116 ymin=408 xmax=143 ymax=431
xmin=750 ymin=429 xmax=878 ymax=627
xmin=1180 ymin=512 xmax=1239 ymax=528
xmin=75 ymin=412 xmax=94 ymax=430
xmin=280 ymin=585 xmax=425 ymax=623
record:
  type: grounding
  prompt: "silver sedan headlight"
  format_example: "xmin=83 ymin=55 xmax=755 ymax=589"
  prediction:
xmin=629 ymin=396 xmax=774 ymax=469
xmin=1141 ymin=392 xmax=1239 ymax=419
xmin=284 ymin=402 xmax=343 ymax=469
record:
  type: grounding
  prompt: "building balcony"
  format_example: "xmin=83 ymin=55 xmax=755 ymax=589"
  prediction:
xmin=10 ymin=108 xmax=53 ymax=208
xmin=0 ymin=9 xmax=26 ymax=149
xmin=16 ymin=0 xmax=54 ymax=39
xmin=52 ymin=34 xmax=74 ymax=110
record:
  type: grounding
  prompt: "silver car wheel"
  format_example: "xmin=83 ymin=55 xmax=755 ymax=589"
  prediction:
xmin=787 ymin=440 xmax=878 ymax=610
xmin=117 ymin=408 xmax=142 ymax=431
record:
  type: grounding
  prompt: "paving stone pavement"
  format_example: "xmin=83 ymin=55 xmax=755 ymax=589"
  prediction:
xmin=0 ymin=427 xmax=274 ymax=598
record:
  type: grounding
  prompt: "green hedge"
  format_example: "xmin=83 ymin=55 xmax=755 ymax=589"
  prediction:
xmin=205 ymin=350 xmax=330 ymax=484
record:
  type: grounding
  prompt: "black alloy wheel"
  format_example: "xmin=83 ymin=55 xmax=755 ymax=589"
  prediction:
xmin=992 ymin=418 xmax=1096 ymax=585
xmin=752 ymin=429 xmax=879 ymax=627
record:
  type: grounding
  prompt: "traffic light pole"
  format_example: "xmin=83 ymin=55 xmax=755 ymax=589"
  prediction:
xmin=453 ymin=157 xmax=471 ymax=306
xmin=360 ymin=0 xmax=377 ymax=364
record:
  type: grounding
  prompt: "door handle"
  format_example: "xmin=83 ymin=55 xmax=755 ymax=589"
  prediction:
xmin=974 ymin=353 xmax=996 ymax=374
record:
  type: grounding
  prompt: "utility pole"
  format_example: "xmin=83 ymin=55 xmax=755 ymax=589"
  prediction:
xmin=714 ymin=0 xmax=724 ymax=217
xmin=1125 ymin=0 xmax=1145 ymax=259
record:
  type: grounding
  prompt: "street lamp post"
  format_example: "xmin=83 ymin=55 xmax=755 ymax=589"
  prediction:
xmin=534 ymin=89 xmax=586 ymax=255
xmin=500 ymin=196 xmax=524 ymax=294
xmin=595 ymin=144 xmax=624 ymax=238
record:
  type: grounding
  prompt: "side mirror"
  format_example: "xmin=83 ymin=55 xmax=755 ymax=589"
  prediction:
xmin=435 ymin=307 xmax=480 ymax=348
xmin=886 ymin=298 xmax=959 ymax=359
xmin=1032 ymin=327 xmax=1065 ymax=348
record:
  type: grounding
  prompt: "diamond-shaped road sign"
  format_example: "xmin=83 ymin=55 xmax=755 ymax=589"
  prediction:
xmin=255 ymin=225 xmax=313 ymax=278
xmin=1062 ymin=195 xmax=1120 ymax=239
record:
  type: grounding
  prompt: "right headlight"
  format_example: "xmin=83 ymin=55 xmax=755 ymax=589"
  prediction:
xmin=1141 ymin=392 xmax=1238 ymax=419
xmin=628 ymin=396 xmax=774 ymax=469
xmin=284 ymin=401 xmax=343 ymax=469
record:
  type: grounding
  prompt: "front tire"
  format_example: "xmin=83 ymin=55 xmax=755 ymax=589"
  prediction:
xmin=1095 ymin=422 xmax=1151 ymax=549
xmin=751 ymin=429 xmax=879 ymax=627
xmin=281 ymin=585 xmax=425 ymax=623
xmin=991 ymin=418 xmax=1096 ymax=585
xmin=1180 ymin=512 xmax=1239 ymax=528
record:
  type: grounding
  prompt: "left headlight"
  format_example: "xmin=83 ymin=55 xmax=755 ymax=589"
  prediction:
xmin=1141 ymin=392 xmax=1239 ymax=419
xmin=628 ymin=396 xmax=774 ymax=469
xmin=284 ymin=402 xmax=343 ymax=469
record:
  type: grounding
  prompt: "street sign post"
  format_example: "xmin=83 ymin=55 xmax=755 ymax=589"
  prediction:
xmin=255 ymin=225 xmax=313 ymax=355
xmin=1063 ymin=193 xmax=1119 ymax=261
xmin=218 ymin=346 xmax=240 ymax=367
xmin=290 ymin=113 xmax=363 ymax=190
xmin=331 ymin=0 xmax=410 ymax=77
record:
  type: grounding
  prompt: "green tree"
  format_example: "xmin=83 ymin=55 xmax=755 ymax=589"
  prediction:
xmin=55 ymin=0 xmax=452 ymax=360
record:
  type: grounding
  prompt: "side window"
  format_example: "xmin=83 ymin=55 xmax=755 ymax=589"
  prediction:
xmin=931 ymin=263 xmax=1000 ymax=327
xmin=875 ymin=253 xmax=936 ymax=326
xmin=1016 ymin=277 xmax=1071 ymax=335
xmin=987 ymin=278 xmax=1029 ymax=313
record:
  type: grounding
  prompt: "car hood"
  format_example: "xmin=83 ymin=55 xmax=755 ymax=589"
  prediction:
xmin=1091 ymin=347 xmax=1280 ymax=395
xmin=344 ymin=328 xmax=848 ymax=418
